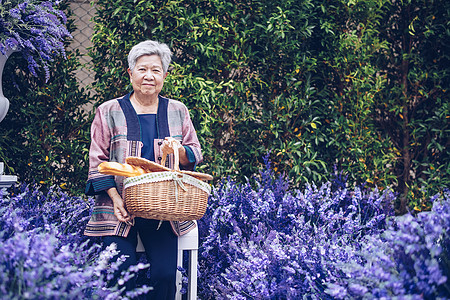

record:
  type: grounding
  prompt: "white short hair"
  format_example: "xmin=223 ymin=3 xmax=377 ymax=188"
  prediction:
xmin=127 ymin=40 xmax=172 ymax=74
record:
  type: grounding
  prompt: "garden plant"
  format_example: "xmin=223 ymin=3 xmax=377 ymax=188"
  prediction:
xmin=0 ymin=159 xmax=448 ymax=298
xmin=90 ymin=0 xmax=448 ymax=212
xmin=0 ymin=184 xmax=150 ymax=299
xmin=0 ymin=0 xmax=448 ymax=212
xmin=197 ymin=157 xmax=450 ymax=298
xmin=0 ymin=0 xmax=71 ymax=80
xmin=0 ymin=0 xmax=449 ymax=298
xmin=0 ymin=0 xmax=92 ymax=193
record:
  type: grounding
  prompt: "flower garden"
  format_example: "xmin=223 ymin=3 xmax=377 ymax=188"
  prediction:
xmin=1 ymin=0 xmax=449 ymax=299
xmin=1 ymin=157 xmax=449 ymax=299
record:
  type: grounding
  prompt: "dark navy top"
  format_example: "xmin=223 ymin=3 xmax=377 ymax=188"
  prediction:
xmin=138 ymin=114 xmax=158 ymax=161
xmin=138 ymin=113 xmax=196 ymax=164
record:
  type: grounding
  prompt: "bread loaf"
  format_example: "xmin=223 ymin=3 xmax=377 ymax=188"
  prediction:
xmin=98 ymin=162 xmax=146 ymax=177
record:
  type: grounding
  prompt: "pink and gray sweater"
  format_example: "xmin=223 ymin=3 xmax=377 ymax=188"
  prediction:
xmin=84 ymin=93 xmax=203 ymax=237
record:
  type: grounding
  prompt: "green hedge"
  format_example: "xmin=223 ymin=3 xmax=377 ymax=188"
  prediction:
xmin=0 ymin=0 xmax=448 ymax=213
xmin=89 ymin=0 xmax=449 ymax=213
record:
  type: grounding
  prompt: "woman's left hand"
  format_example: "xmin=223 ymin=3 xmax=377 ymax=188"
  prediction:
xmin=160 ymin=137 xmax=190 ymax=167
xmin=160 ymin=137 xmax=181 ymax=154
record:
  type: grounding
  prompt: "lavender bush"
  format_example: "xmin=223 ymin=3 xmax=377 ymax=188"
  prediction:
xmin=198 ymin=157 xmax=449 ymax=299
xmin=328 ymin=191 xmax=450 ymax=299
xmin=0 ymin=184 xmax=150 ymax=299
xmin=0 ymin=0 xmax=71 ymax=81
xmin=1 ymin=161 xmax=448 ymax=299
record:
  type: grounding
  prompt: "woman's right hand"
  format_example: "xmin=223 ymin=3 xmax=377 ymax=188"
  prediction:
xmin=107 ymin=187 xmax=133 ymax=224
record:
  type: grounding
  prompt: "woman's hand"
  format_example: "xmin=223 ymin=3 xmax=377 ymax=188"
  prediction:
xmin=161 ymin=137 xmax=190 ymax=166
xmin=106 ymin=187 xmax=133 ymax=224
xmin=160 ymin=137 xmax=181 ymax=154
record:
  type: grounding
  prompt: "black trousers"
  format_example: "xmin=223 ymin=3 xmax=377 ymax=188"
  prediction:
xmin=103 ymin=218 xmax=178 ymax=300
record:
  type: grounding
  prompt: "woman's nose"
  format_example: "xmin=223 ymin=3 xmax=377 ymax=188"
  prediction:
xmin=144 ymin=70 xmax=154 ymax=79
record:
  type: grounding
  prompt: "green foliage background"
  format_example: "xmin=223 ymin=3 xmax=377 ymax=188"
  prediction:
xmin=0 ymin=0 xmax=448 ymax=213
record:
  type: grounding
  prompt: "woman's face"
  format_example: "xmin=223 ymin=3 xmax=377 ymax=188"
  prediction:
xmin=128 ymin=54 xmax=167 ymax=98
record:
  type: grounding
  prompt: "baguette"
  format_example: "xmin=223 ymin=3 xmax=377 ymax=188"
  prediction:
xmin=126 ymin=156 xmax=171 ymax=173
xmin=126 ymin=156 xmax=213 ymax=181
xmin=98 ymin=162 xmax=146 ymax=177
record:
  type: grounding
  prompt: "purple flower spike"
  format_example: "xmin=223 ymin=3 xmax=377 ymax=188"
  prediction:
xmin=197 ymin=155 xmax=449 ymax=299
xmin=0 ymin=183 xmax=151 ymax=298
xmin=0 ymin=0 xmax=71 ymax=81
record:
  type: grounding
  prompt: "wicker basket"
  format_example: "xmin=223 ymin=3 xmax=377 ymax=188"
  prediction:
xmin=123 ymin=141 xmax=211 ymax=221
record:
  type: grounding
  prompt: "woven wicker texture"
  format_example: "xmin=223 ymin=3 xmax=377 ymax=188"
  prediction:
xmin=124 ymin=139 xmax=211 ymax=221
xmin=124 ymin=175 xmax=208 ymax=221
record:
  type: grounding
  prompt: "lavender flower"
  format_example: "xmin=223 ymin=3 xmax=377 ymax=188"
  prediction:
xmin=0 ymin=0 xmax=71 ymax=81
xmin=330 ymin=191 xmax=450 ymax=298
xmin=197 ymin=158 xmax=449 ymax=299
xmin=0 ymin=184 xmax=150 ymax=299
xmin=1 ymin=160 xmax=448 ymax=299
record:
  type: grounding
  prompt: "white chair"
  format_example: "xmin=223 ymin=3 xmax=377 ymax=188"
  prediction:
xmin=136 ymin=222 xmax=199 ymax=300
xmin=0 ymin=162 xmax=17 ymax=189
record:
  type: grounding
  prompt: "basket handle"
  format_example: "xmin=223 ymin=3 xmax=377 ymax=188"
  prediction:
xmin=161 ymin=138 xmax=180 ymax=172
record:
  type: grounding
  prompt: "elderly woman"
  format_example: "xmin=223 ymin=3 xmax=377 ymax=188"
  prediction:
xmin=84 ymin=40 xmax=203 ymax=299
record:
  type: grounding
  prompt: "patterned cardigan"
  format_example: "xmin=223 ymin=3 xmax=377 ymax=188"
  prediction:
xmin=84 ymin=93 xmax=203 ymax=237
